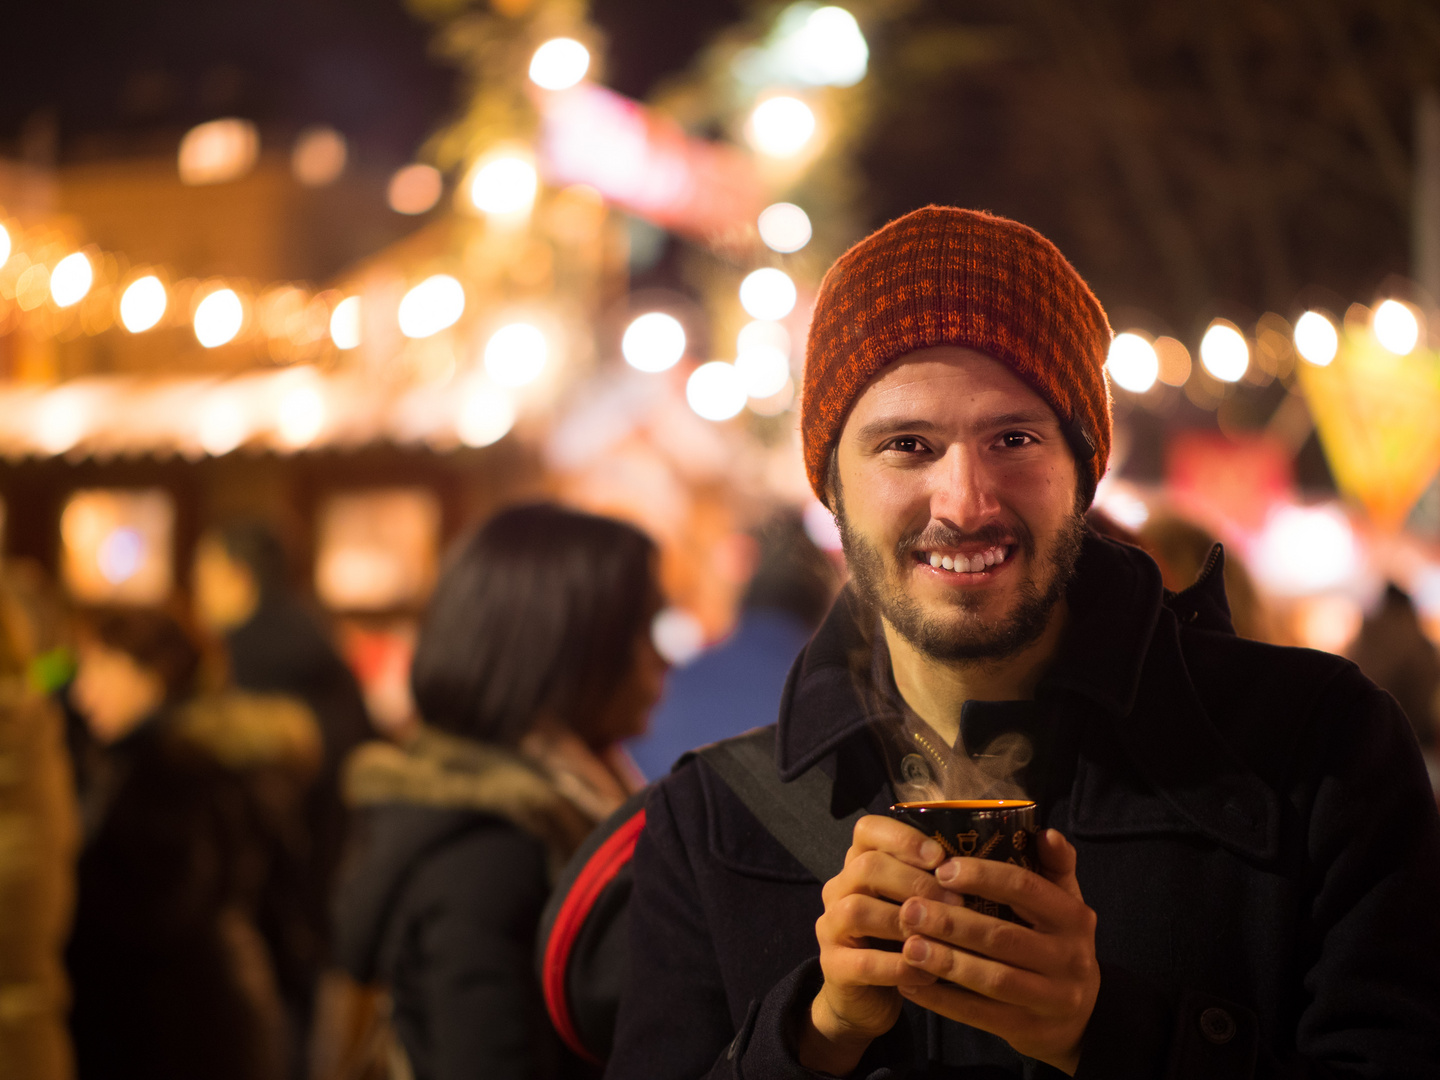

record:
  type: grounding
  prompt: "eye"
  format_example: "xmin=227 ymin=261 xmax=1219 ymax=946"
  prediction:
xmin=999 ymin=431 xmax=1035 ymax=449
xmin=886 ymin=436 xmax=926 ymax=454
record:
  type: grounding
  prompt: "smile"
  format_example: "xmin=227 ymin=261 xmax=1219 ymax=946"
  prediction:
xmin=914 ymin=545 xmax=1011 ymax=575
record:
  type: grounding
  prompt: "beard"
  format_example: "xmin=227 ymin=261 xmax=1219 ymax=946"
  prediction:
xmin=836 ymin=491 xmax=1087 ymax=663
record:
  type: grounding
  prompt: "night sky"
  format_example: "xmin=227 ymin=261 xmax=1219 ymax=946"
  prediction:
xmin=0 ymin=0 xmax=737 ymax=166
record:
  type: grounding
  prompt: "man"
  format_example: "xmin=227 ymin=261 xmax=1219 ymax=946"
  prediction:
xmin=606 ymin=207 xmax=1440 ymax=1078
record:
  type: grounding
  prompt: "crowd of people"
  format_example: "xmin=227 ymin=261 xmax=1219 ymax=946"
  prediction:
xmin=0 ymin=476 xmax=1436 ymax=1076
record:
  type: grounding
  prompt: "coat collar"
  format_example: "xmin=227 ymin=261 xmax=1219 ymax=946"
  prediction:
xmin=775 ymin=533 xmax=1281 ymax=862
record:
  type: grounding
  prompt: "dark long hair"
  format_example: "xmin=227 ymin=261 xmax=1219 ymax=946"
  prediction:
xmin=410 ymin=503 xmax=658 ymax=745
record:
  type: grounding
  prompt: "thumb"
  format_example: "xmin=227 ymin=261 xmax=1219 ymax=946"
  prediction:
xmin=1036 ymin=829 xmax=1083 ymax=899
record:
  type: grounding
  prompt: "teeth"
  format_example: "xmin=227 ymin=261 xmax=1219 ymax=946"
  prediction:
xmin=941 ymin=555 xmax=955 ymax=571
xmin=994 ymin=546 xmax=1007 ymax=565
xmin=924 ymin=546 xmax=1010 ymax=573
xmin=983 ymin=549 xmax=995 ymax=567
xmin=929 ymin=552 xmax=942 ymax=568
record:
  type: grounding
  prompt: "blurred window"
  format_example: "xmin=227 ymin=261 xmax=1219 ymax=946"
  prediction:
xmin=60 ymin=489 xmax=175 ymax=605
xmin=315 ymin=488 xmax=440 ymax=611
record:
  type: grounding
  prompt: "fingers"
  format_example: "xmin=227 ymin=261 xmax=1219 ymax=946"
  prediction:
xmin=896 ymin=896 xmax=1061 ymax=974
xmin=935 ymin=856 xmax=1093 ymax=932
xmin=899 ymin=936 xmax=1060 ymax=1009
xmin=1035 ymin=830 xmax=1083 ymax=900
xmin=827 ymin=847 xmax=962 ymax=908
xmin=848 ymin=814 xmax=948 ymax=871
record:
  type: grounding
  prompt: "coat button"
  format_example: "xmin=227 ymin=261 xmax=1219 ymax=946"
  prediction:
xmin=1199 ymin=1006 xmax=1236 ymax=1044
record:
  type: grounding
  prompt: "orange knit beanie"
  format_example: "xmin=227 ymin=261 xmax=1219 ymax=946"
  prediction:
xmin=801 ymin=206 xmax=1113 ymax=508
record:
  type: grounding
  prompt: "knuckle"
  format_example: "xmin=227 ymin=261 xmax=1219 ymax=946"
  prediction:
xmin=1078 ymin=905 xmax=1098 ymax=935
xmin=982 ymin=921 xmax=1017 ymax=955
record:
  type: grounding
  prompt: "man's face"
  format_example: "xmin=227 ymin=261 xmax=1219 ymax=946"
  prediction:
xmin=832 ymin=346 xmax=1086 ymax=662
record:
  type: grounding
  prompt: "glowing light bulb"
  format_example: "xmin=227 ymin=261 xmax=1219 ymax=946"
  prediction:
xmin=622 ymin=312 xmax=686 ymax=372
xmin=0 ymin=223 xmax=10 ymax=266
xmin=178 ymin=118 xmax=259 ymax=185
xmin=757 ymin=202 xmax=812 ymax=253
xmin=329 ymin=296 xmax=362 ymax=350
xmin=388 ymin=164 xmax=442 ymax=215
xmin=1106 ymin=332 xmax=1159 ymax=393
xmin=194 ymin=288 xmax=244 ymax=348
xmin=1200 ymin=321 xmax=1248 ymax=383
xmin=398 ymin=275 xmax=465 ymax=339
xmin=484 ymin=322 xmax=548 ymax=387
xmin=1294 ymin=311 xmax=1339 ymax=366
xmin=469 ymin=155 xmax=538 ymax=216
xmin=739 ymin=267 xmax=797 ymax=321
xmin=747 ymin=96 xmax=816 ymax=158
xmin=775 ymin=4 xmax=869 ymax=87
xmin=198 ymin=393 xmax=248 ymax=456
xmin=457 ymin=384 xmax=517 ymax=447
xmin=291 ymin=126 xmax=347 ymax=187
xmin=686 ymin=361 xmax=747 ymax=421
xmin=529 ymin=38 xmax=591 ymax=90
xmin=1373 ymin=299 xmax=1420 ymax=355
xmin=119 ymin=276 xmax=167 ymax=333
xmin=50 ymin=253 xmax=93 ymax=308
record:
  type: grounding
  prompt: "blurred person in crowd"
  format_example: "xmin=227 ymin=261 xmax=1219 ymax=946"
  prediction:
xmin=335 ymin=503 xmax=665 ymax=1080
xmin=194 ymin=520 xmax=372 ymax=1068
xmin=0 ymin=566 xmax=79 ymax=1080
xmin=1348 ymin=583 xmax=1440 ymax=756
xmin=1139 ymin=510 xmax=1276 ymax=642
xmin=628 ymin=509 xmax=839 ymax=780
xmin=66 ymin=609 xmax=321 ymax=1080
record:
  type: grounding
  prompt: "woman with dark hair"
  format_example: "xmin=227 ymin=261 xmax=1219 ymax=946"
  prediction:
xmin=66 ymin=610 xmax=320 ymax=1080
xmin=335 ymin=503 xmax=667 ymax=1080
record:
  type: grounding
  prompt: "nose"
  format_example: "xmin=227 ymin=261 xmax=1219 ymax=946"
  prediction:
xmin=928 ymin=442 xmax=1001 ymax=531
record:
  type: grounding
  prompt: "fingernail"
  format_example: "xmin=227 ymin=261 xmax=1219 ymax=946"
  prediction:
xmin=904 ymin=937 xmax=930 ymax=963
xmin=936 ymin=859 xmax=960 ymax=884
xmin=900 ymin=898 xmax=926 ymax=924
xmin=920 ymin=840 xmax=944 ymax=864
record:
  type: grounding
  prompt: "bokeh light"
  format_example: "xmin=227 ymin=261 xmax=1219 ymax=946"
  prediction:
xmin=1373 ymin=299 xmax=1420 ymax=355
xmin=622 ymin=312 xmax=686 ymax=372
xmin=468 ymin=155 xmax=538 ymax=216
xmin=194 ymin=288 xmax=245 ymax=348
xmin=50 ymin=253 xmax=94 ymax=308
xmin=739 ymin=268 xmax=797 ymax=320
xmin=388 ymin=164 xmax=443 ymax=215
xmin=120 ymin=275 xmax=168 ymax=333
xmin=736 ymin=345 xmax=791 ymax=399
xmin=0 ymin=223 xmax=10 ymax=266
xmin=1154 ymin=337 xmax=1192 ymax=386
xmin=529 ymin=38 xmax=591 ymax=90
xmin=398 ymin=275 xmax=465 ymax=339
xmin=457 ymin=384 xmax=517 ymax=447
xmin=686 ymin=361 xmax=747 ymax=421
xmin=329 ymin=296 xmax=362 ymax=350
xmin=738 ymin=319 xmax=790 ymax=357
xmin=1200 ymin=321 xmax=1249 ymax=382
xmin=484 ymin=322 xmax=548 ymax=387
xmin=774 ymin=4 xmax=869 ymax=87
xmin=198 ymin=393 xmax=249 ymax=456
xmin=747 ymin=96 xmax=816 ymax=158
xmin=291 ymin=126 xmax=348 ymax=187
xmin=651 ymin=607 xmax=705 ymax=665
xmin=1252 ymin=504 xmax=1357 ymax=596
xmin=1106 ymin=332 xmax=1159 ymax=393
xmin=178 ymin=119 xmax=259 ymax=186
xmin=278 ymin=382 xmax=326 ymax=449
xmin=757 ymin=202 xmax=812 ymax=253
xmin=1293 ymin=311 xmax=1339 ymax=366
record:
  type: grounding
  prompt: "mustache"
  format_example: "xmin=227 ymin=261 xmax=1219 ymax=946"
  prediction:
xmin=895 ymin=520 xmax=1032 ymax=557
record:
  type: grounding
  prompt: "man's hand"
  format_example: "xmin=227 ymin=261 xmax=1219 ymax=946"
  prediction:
xmin=895 ymin=829 xmax=1100 ymax=1076
xmin=796 ymin=814 xmax=963 ymax=1075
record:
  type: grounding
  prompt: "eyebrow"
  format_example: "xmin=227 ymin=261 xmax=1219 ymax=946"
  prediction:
xmin=852 ymin=410 xmax=1056 ymax=445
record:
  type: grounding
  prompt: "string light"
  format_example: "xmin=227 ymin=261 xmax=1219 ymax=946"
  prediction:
xmin=329 ymin=296 xmax=362 ymax=350
xmin=747 ymin=96 xmax=816 ymax=158
xmin=686 ymin=361 xmax=747 ymax=421
xmin=484 ymin=322 xmax=548 ymax=387
xmin=757 ymin=203 xmax=812 ymax=253
xmin=388 ymin=164 xmax=442 ymax=215
xmin=0 ymin=223 xmax=10 ymax=266
xmin=291 ymin=126 xmax=348 ymax=187
xmin=120 ymin=276 xmax=167 ymax=333
xmin=1200 ymin=321 xmax=1248 ymax=383
xmin=1373 ymin=300 xmax=1420 ymax=355
xmin=1294 ymin=311 xmax=1339 ymax=367
xmin=622 ymin=312 xmax=686 ymax=372
xmin=398 ymin=275 xmax=465 ymax=339
xmin=194 ymin=288 xmax=245 ymax=348
xmin=178 ymin=119 xmax=259 ymax=186
xmin=457 ymin=384 xmax=517 ymax=447
xmin=739 ymin=268 xmax=797 ymax=320
xmin=50 ymin=253 xmax=94 ymax=308
xmin=468 ymin=155 xmax=538 ymax=217
xmin=529 ymin=38 xmax=591 ymax=91
xmin=1106 ymin=332 xmax=1159 ymax=393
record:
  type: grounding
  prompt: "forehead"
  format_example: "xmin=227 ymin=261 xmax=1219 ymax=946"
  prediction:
xmin=842 ymin=346 xmax=1058 ymax=433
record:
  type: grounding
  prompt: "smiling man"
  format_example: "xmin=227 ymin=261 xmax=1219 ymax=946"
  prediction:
xmin=606 ymin=207 xmax=1440 ymax=1079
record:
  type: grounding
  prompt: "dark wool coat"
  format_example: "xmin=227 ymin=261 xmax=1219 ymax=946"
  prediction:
xmin=606 ymin=535 xmax=1440 ymax=1080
